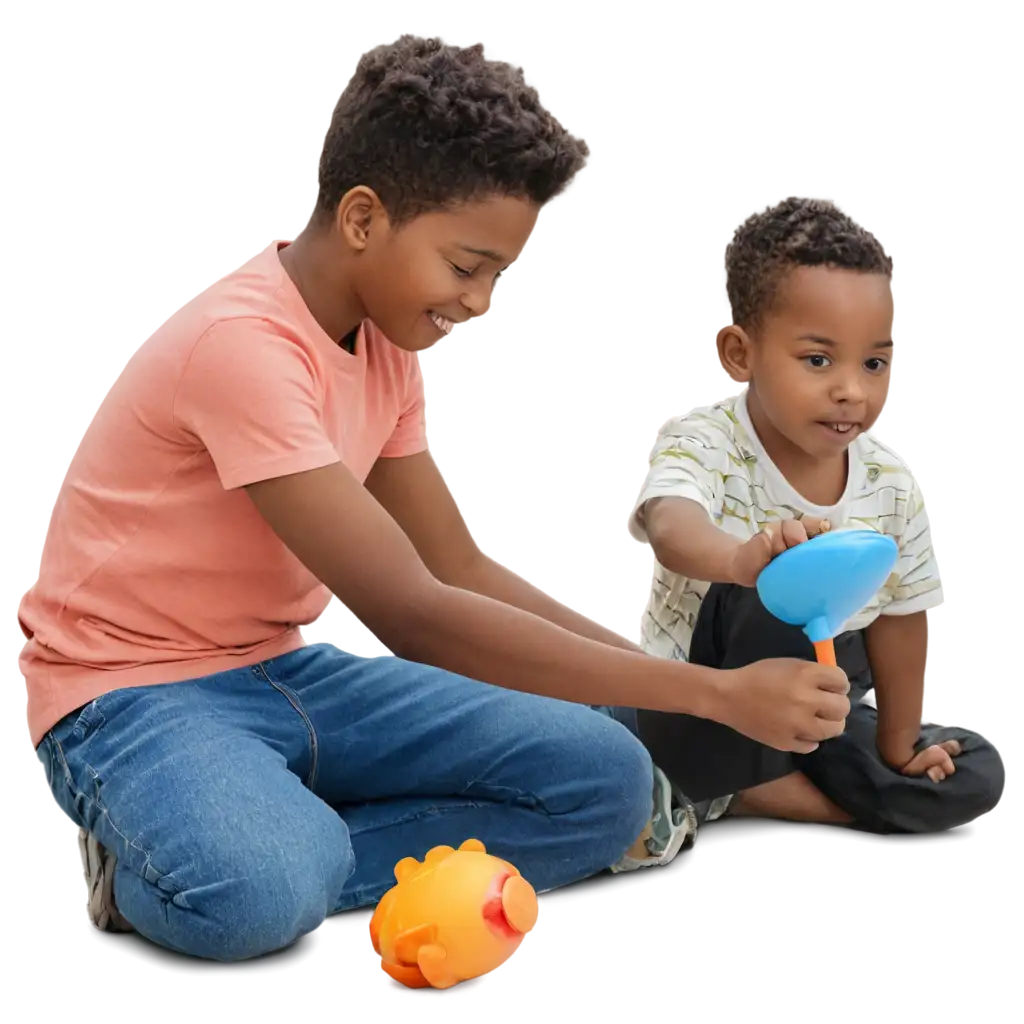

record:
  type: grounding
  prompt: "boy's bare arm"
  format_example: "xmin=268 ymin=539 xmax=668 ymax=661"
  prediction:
xmin=868 ymin=611 xmax=960 ymax=780
xmin=365 ymin=452 xmax=640 ymax=653
xmin=246 ymin=461 xmax=850 ymax=750
xmin=250 ymin=461 xmax=688 ymax=710
xmin=644 ymin=497 xmax=743 ymax=582
xmin=866 ymin=612 xmax=927 ymax=765
xmin=644 ymin=497 xmax=830 ymax=587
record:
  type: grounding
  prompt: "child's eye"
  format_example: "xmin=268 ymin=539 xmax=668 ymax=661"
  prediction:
xmin=804 ymin=354 xmax=831 ymax=369
xmin=865 ymin=357 xmax=889 ymax=373
xmin=448 ymin=262 xmax=473 ymax=278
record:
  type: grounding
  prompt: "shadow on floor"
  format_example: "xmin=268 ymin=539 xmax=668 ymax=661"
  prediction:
xmin=81 ymin=712 xmax=1024 ymax=983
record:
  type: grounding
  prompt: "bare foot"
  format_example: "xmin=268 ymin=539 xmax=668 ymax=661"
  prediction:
xmin=730 ymin=771 xmax=853 ymax=824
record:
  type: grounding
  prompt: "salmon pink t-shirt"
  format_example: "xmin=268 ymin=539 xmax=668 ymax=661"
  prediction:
xmin=18 ymin=242 xmax=427 ymax=746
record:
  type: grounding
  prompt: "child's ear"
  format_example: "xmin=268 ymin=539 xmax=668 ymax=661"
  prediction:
xmin=337 ymin=186 xmax=386 ymax=251
xmin=717 ymin=325 xmax=754 ymax=383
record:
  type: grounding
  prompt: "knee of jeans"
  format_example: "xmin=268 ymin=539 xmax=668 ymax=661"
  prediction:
xmin=573 ymin=718 xmax=654 ymax=858
xmin=183 ymin=819 xmax=354 ymax=962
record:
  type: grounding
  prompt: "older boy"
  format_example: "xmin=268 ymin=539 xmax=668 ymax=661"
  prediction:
xmin=21 ymin=45 xmax=847 ymax=959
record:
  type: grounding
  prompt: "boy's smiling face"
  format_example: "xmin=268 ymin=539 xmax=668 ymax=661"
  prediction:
xmin=349 ymin=193 xmax=539 ymax=352
xmin=719 ymin=265 xmax=894 ymax=465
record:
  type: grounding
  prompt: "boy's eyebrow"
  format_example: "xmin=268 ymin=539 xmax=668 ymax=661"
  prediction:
xmin=798 ymin=334 xmax=894 ymax=349
xmin=458 ymin=244 xmax=509 ymax=264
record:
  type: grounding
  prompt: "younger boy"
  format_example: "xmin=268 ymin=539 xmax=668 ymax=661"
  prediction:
xmin=629 ymin=198 xmax=1004 ymax=833
xmin=20 ymin=44 xmax=848 ymax=960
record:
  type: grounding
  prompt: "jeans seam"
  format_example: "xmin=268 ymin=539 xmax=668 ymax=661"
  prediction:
xmin=253 ymin=663 xmax=320 ymax=790
xmin=83 ymin=764 xmax=159 ymax=874
xmin=51 ymin=734 xmax=185 ymax=897
xmin=345 ymin=798 xmax=485 ymax=839
xmin=49 ymin=732 xmax=75 ymax=790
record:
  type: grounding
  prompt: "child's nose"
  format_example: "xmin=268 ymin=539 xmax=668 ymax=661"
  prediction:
xmin=460 ymin=279 xmax=493 ymax=318
xmin=831 ymin=371 xmax=866 ymax=404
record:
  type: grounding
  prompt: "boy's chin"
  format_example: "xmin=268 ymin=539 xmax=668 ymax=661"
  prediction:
xmin=394 ymin=309 xmax=455 ymax=352
xmin=799 ymin=424 xmax=860 ymax=458
xmin=368 ymin=314 xmax=443 ymax=353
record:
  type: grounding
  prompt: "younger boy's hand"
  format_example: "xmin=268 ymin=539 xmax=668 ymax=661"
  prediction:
xmin=899 ymin=740 xmax=962 ymax=783
xmin=729 ymin=517 xmax=831 ymax=587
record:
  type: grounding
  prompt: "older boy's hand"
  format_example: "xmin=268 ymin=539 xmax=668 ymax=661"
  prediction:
xmin=715 ymin=657 xmax=850 ymax=753
xmin=729 ymin=517 xmax=831 ymax=587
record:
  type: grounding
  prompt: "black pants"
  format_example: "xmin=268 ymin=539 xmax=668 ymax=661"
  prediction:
xmin=635 ymin=584 xmax=1005 ymax=834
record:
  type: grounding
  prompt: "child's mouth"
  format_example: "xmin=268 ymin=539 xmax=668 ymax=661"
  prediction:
xmin=428 ymin=311 xmax=454 ymax=335
xmin=817 ymin=421 xmax=858 ymax=439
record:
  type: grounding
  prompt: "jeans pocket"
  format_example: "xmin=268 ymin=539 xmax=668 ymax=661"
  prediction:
xmin=51 ymin=692 xmax=130 ymax=826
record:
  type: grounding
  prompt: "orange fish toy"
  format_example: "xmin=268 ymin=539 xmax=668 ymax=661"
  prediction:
xmin=369 ymin=838 xmax=538 ymax=989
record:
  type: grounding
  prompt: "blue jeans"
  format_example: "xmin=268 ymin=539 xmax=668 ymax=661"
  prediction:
xmin=36 ymin=644 xmax=652 ymax=961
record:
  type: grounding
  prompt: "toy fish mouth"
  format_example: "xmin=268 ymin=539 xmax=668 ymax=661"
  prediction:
xmin=482 ymin=872 xmax=538 ymax=939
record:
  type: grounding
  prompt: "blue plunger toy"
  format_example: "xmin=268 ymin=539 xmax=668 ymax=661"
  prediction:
xmin=756 ymin=529 xmax=899 ymax=665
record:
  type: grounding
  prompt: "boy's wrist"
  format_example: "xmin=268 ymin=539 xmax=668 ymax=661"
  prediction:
xmin=721 ymin=544 xmax=746 ymax=586
xmin=876 ymin=726 xmax=919 ymax=769
xmin=657 ymin=535 xmax=744 ymax=587
xmin=657 ymin=660 xmax=727 ymax=719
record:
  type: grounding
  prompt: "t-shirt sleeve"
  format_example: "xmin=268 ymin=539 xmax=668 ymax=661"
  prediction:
xmin=882 ymin=478 xmax=944 ymax=615
xmin=628 ymin=413 xmax=731 ymax=543
xmin=379 ymin=352 xmax=428 ymax=459
xmin=174 ymin=320 xmax=340 ymax=490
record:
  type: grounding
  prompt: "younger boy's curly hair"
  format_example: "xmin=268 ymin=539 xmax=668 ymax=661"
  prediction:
xmin=316 ymin=36 xmax=589 ymax=223
xmin=726 ymin=197 xmax=893 ymax=329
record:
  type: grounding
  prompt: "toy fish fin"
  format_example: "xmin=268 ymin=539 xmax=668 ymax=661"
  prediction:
xmin=424 ymin=844 xmax=456 ymax=864
xmin=394 ymin=856 xmax=421 ymax=882
xmin=458 ymin=838 xmax=486 ymax=853
xmin=374 ymin=958 xmax=430 ymax=991
xmin=418 ymin=943 xmax=458 ymax=990
xmin=393 ymin=922 xmax=438 ymax=964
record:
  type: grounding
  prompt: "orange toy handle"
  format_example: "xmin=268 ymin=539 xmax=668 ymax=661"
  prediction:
xmin=812 ymin=639 xmax=836 ymax=666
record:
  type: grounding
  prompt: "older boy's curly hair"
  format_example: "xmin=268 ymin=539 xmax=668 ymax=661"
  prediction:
xmin=726 ymin=198 xmax=893 ymax=329
xmin=315 ymin=36 xmax=589 ymax=222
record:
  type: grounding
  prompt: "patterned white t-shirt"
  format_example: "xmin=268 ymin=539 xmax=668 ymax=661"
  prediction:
xmin=629 ymin=391 xmax=943 ymax=661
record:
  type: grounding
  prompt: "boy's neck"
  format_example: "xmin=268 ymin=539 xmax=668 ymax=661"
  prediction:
xmin=279 ymin=225 xmax=367 ymax=345
xmin=745 ymin=389 xmax=848 ymax=507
